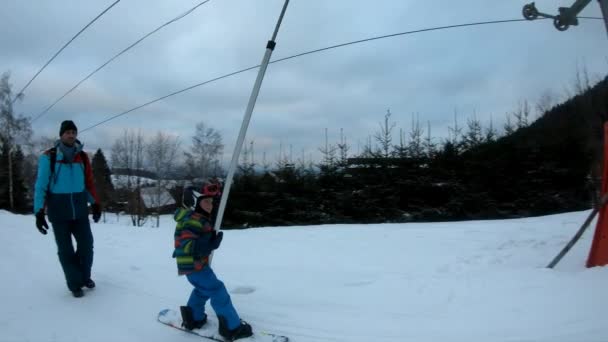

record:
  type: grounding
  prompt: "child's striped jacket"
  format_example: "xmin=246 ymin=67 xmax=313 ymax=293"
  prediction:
xmin=172 ymin=207 xmax=215 ymax=275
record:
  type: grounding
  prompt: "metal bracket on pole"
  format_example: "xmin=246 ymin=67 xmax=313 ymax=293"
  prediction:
xmin=208 ymin=0 xmax=290 ymax=266
xmin=522 ymin=0 xmax=592 ymax=31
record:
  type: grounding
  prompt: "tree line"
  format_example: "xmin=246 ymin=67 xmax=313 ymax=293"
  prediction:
xmin=1 ymin=70 xmax=606 ymax=228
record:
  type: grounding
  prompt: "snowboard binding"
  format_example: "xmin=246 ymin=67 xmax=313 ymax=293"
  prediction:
xmin=180 ymin=306 xmax=207 ymax=331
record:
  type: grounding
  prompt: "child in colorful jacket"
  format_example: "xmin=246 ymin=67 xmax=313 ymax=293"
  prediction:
xmin=173 ymin=192 xmax=253 ymax=340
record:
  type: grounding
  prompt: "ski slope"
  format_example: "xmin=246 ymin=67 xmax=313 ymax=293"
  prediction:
xmin=0 ymin=209 xmax=606 ymax=342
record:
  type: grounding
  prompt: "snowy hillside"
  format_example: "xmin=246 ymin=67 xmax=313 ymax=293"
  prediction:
xmin=1 ymin=210 xmax=606 ymax=342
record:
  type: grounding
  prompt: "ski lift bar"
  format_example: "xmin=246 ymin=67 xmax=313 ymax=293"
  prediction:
xmin=212 ymin=0 xmax=290 ymax=239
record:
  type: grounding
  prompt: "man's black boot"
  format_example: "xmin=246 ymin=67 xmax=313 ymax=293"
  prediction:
xmin=84 ymin=279 xmax=96 ymax=289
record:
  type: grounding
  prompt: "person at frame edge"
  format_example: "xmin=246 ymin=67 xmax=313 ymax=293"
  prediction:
xmin=33 ymin=120 xmax=102 ymax=298
xmin=173 ymin=192 xmax=253 ymax=340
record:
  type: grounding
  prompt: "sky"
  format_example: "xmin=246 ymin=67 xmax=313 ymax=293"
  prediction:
xmin=1 ymin=0 xmax=607 ymax=166
xmin=1 ymin=209 xmax=607 ymax=341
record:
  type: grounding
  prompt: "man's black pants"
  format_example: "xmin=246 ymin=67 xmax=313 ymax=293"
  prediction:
xmin=51 ymin=219 xmax=94 ymax=292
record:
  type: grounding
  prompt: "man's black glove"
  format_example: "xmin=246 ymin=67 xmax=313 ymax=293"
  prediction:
xmin=35 ymin=210 xmax=49 ymax=235
xmin=210 ymin=231 xmax=223 ymax=250
xmin=91 ymin=203 xmax=101 ymax=223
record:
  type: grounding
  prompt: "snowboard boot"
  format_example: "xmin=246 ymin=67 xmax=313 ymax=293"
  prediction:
xmin=84 ymin=279 xmax=96 ymax=289
xmin=180 ymin=306 xmax=207 ymax=330
xmin=218 ymin=316 xmax=253 ymax=341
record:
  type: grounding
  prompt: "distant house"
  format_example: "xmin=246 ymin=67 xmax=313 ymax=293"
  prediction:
xmin=139 ymin=187 xmax=176 ymax=213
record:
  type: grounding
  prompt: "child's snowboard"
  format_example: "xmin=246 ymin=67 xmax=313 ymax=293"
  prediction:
xmin=157 ymin=309 xmax=289 ymax=342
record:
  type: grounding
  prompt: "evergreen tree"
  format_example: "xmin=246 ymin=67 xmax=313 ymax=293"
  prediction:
xmin=238 ymin=140 xmax=256 ymax=177
xmin=0 ymin=137 xmax=9 ymax=209
xmin=318 ymin=128 xmax=339 ymax=186
xmin=92 ymin=148 xmax=114 ymax=213
xmin=423 ymin=121 xmax=437 ymax=159
xmin=0 ymin=142 xmax=28 ymax=212
xmin=513 ymin=100 xmax=531 ymax=129
xmin=447 ymin=109 xmax=464 ymax=152
xmin=395 ymin=128 xmax=408 ymax=158
xmin=10 ymin=146 xmax=28 ymax=212
xmin=503 ymin=112 xmax=516 ymax=136
xmin=407 ymin=113 xmax=424 ymax=159
xmin=463 ymin=116 xmax=484 ymax=150
xmin=484 ymin=117 xmax=498 ymax=143
xmin=337 ymin=128 xmax=350 ymax=169
xmin=374 ymin=109 xmax=396 ymax=158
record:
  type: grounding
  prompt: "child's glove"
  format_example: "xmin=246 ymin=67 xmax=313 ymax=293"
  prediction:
xmin=210 ymin=231 xmax=223 ymax=250
xmin=193 ymin=231 xmax=224 ymax=257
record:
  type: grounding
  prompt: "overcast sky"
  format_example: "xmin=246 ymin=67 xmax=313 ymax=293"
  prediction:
xmin=1 ymin=0 xmax=607 ymax=166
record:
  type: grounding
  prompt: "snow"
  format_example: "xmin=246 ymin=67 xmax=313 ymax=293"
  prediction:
xmin=1 ymin=209 xmax=606 ymax=342
xmin=111 ymin=174 xmax=158 ymax=188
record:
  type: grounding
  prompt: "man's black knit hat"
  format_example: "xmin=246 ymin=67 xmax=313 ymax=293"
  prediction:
xmin=59 ymin=120 xmax=77 ymax=136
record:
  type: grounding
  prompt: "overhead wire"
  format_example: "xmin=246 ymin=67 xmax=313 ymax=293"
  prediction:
xmin=12 ymin=0 xmax=121 ymax=104
xmin=32 ymin=0 xmax=212 ymax=123
xmin=78 ymin=16 xmax=605 ymax=133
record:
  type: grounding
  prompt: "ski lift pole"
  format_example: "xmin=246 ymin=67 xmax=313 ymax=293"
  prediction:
xmin=546 ymin=194 xmax=608 ymax=268
xmin=209 ymin=0 xmax=290 ymax=264
xmin=600 ymin=0 xmax=608 ymax=37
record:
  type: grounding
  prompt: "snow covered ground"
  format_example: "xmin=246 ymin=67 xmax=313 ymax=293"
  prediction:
xmin=1 ymin=209 xmax=606 ymax=342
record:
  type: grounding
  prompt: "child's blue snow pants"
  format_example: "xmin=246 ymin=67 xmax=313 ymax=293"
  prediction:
xmin=186 ymin=266 xmax=241 ymax=329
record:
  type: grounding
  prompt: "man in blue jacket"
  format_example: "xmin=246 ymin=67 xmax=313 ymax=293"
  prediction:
xmin=34 ymin=120 xmax=102 ymax=298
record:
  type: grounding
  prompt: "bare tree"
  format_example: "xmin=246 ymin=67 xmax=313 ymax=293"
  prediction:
xmin=33 ymin=136 xmax=57 ymax=152
xmin=146 ymin=131 xmax=180 ymax=227
xmin=184 ymin=122 xmax=223 ymax=181
xmin=573 ymin=62 xmax=592 ymax=96
xmin=536 ymin=89 xmax=557 ymax=117
xmin=111 ymin=129 xmax=147 ymax=227
xmin=0 ymin=72 xmax=31 ymax=211
xmin=21 ymin=135 xmax=55 ymax=197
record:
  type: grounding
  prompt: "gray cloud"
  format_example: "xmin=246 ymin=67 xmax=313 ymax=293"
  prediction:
xmin=2 ymin=0 xmax=607 ymax=167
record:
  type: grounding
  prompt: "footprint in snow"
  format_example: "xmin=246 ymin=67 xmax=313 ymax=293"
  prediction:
xmin=343 ymin=280 xmax=374 ymax=287
xmin=230 ymin=286 xmax=256 ymax=294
